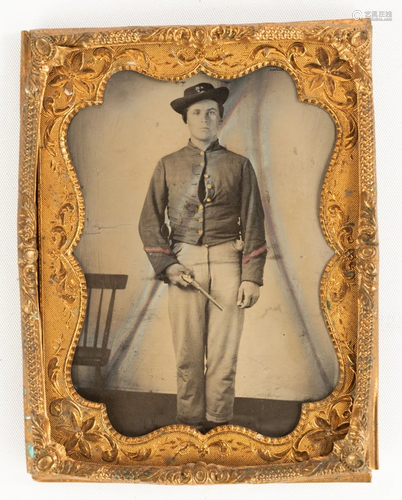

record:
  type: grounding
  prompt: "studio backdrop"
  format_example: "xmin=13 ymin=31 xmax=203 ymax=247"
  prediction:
xmin=69 ymin=67 xmax=338 ymax=403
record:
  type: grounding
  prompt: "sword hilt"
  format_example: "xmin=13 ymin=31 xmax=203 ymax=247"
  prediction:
xmin=181 ymin=274 xmax=194 ymax=285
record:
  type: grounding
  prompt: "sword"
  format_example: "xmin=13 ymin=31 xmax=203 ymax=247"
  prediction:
xmin=181 ymin=274 xmax=224 ymax=311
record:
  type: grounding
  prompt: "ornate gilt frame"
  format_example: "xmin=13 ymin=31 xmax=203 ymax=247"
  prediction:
xmin=19 ymin=19 xmax=378 ymax=483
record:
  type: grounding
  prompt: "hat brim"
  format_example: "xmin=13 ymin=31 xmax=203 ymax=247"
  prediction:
xmin=170 ymin=86 xmax=229 ymax=114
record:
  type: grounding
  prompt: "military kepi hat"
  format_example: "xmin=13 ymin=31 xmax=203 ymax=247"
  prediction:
xmin=170 ymin=83 xmax=229 ymax=114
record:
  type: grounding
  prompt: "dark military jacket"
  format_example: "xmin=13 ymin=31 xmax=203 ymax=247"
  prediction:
xmin=139 ymin=139 xmax=267 ymax=285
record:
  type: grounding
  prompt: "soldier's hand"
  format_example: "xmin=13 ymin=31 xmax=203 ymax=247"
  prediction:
xmin=165 ymin=264 xmax=193 ymax=287
xmin=237 ymin=281 xmax=260 ymax=308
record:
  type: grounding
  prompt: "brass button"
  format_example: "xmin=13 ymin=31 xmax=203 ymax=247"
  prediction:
xmin=199 ymin=204 xmax=203 ymax=210
xmin=200 ymin=151 xmax=205 ymax=156
xmin=204 ymin=174 xmax=210 ymax=178
xmin=198 ymin=218 xmax=203 ymax=222
xmin=198 ymin=229 xmax=203 ymax=234
xmin=207 ymin=184 xmax=212 ymax=189
xmin=206 ymin=198 xmax=211 ymax=202
xmin=200 ymin=162 xmax=205 ymax=167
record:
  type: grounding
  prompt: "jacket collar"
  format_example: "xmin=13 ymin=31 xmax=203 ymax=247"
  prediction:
xmin=187 ymin=138 xmax=225 ymax=153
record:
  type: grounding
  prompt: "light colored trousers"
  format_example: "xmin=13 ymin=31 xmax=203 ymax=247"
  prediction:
xmin=168 ymin=240 xmax=245 ymax=424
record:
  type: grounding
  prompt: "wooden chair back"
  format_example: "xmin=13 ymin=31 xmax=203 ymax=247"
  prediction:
xmin=73 ymin=273 xmax=128 ymax=392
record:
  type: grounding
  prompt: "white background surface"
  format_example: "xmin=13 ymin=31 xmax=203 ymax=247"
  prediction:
xmin=1 ymin=1 xmax=400 ymax=498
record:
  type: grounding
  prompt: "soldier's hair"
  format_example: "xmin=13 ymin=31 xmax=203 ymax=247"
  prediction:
xmin=182 ymin=103 xmax=224 ymax=124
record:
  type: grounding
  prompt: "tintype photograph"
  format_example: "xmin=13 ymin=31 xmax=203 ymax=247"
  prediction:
xmin=20 ymin=20 xmax=378 ymax=482
xmin=69 ymin=67 xmax=339 ymax=437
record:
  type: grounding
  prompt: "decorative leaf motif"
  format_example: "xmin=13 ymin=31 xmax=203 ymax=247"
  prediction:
xmin=72 ymin=79 xmax=90 ymax=94
xmin=299 ymin=47 xmax=352 ymax=98
xmin=94 ymin=47 xmax=113 ymax=60
xmin=331 ymin=71 xmax=351 ymax=82
xmin=69 ymin=410 xmax=80 ymax=431
xmin=81 ymin=417 xmax=95 ymax=434
xmin=304 ymin=63 xmax=324 ymax=74
xmin=257 ymin=447 xmax=289 ymax=463
xmin=296 ymin=406 xmax=350 ymax=459
xmin=76 ymin=67 xmax=96 ymax=78
xmin=314 ymin=416 xmax=330 ymax=429
xmin=48 ymin=74 xmax=69 ymax=87
xmin=79 ymin=439 xmax=92 ymax=459
xmin=345 ymin=115 xmax=358 ymax=149
xmin=335 ymin=423 xmax=350 ymax=435
xmin=250 ymin=44 xmax=283 ymax=60
xmin=325 ymin=77 xmax=335 ymax=96
xmin=329 ymin=410 xmax=340 ymax=429
xmin=122 ymin=448 xmax=152 ymax=461
xmin=209 ymin=439 xmax=231 ymax=455
xmin=309 ymin=74 xmax=324 ymax=92
xmin=317 ymin=47 xmax=329 ymax=68
xmin=49 ymin=397 xmax=64 ymax=416
xmin=65 ymin=434 xmax=79 ymax=452
xmin=330 ymin=57 xmax=346 ymax=71
xmin=118 ymin=48 xmax=146 ymax=62
xmin=84 ymin=431 xmax=103 ymax=442
xmin=43 ymin=96 xmax=71 ymax=116
xmin=47 ymin=356 xmax=59 ymax=384
xmin=43 ymin=122 xmax=57 ymax=157
xmin=70 ymin=52 xmax=83 ymax=73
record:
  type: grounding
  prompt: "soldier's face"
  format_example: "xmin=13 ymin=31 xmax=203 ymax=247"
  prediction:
xmin=186 ymin=100 xmax=221 ymax=144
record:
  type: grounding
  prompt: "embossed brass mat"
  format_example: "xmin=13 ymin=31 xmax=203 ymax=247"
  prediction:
xmin=19 ymin=19 xmax=378 ymax=482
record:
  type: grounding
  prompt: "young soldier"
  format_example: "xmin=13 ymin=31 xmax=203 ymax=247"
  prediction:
xmin=139 ymin=83 xmax=267 ymax=431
